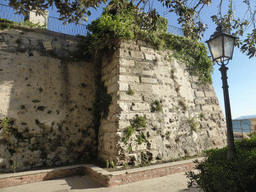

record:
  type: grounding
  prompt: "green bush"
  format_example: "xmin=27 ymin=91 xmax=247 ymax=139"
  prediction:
xmin=247 ymin=132 xmax=256 ymax=138
xmin=186 ymin=137 xmax=256 ymax=192
xmin=75 ymin=0 xmax=213 ymax=84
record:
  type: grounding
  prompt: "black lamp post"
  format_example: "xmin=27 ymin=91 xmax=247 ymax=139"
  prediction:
xmin=206 ymin=25 xmax=237 ymax=159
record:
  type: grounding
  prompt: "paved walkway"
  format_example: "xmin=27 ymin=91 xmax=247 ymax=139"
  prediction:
xmin=1 ymin=171 xmax=202 ymax=192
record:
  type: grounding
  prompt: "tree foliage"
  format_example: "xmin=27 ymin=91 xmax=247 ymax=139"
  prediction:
xmin=7 ymin=0 xmax=256 ymax=58
xmin=75 ymin=0 xmax=213 ymax=83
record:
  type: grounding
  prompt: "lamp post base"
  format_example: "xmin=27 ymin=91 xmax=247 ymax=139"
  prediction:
xmin=219 ymin=63 xmax=236 ymax=159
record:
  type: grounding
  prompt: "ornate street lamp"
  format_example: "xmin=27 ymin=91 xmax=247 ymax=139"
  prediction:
xmin=206 ymin=25 xmax=237 ymax=159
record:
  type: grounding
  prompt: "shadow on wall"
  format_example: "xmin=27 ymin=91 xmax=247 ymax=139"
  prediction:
xmin=0 ymin=30 xmax=98 ymax=173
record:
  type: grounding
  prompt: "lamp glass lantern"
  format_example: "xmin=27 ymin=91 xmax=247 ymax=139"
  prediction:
xmin=206 ymin=26 xmax=236 ymax=63
xmin=206 ymin=24 xmax=237 ymax=159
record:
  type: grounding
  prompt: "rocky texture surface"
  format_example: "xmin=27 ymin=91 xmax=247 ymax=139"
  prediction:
xmin=98 ymin=40 xmax=227 ymax=166
xmin=0 ymin=27 xmax=227 ymax=172
xmin=0 ymin=28 xmax=97 ymax=172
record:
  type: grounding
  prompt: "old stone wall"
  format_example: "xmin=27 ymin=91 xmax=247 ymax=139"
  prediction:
xmin=0 ymin=28 xmax=96 ymax=172
xmin=98 ymin=40 xmax=227 ymax=166
xmin=0 ymin=27 xmax=227 ymax=172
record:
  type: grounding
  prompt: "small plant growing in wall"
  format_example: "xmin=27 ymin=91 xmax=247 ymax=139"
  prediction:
xmin=188 ymin=116 xmax=199 ymax=132
xmin=10 ymin=161 xmax=19 ymax=173
xmin=132 ymin=116 xmax=146 ymax=128
xmin=106 ymin=160 xmax=109 ymax=168
xmin=127 ymin=87 xmax=135 ymax=96
xmin=178 ymin=100 xmax=187 ymax=111
xmin=110 ymin=161 xmax=116 ymax=168
xmin=123 ymin=116 xmax=147 ymax=144
xmin=136 ymin=134 xmax=146 ymax=145
xmin=175 ymin=86 xmax=180 ymax=93
xmin=170 ymin=69 xmax=176 ymax=80
xmin=123 ymin=125 xmax=134 ymax=144
xmin=0 ymin=118 xmax=15 ymax=139
xmin=152 ymin=100 xmax=162 ymax=112
xmin=199 ymin=112 xmax=205 ymax=121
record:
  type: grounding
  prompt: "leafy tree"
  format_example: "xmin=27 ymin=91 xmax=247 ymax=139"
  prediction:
xmin=6 ymin=0 xmax=256 ymax=58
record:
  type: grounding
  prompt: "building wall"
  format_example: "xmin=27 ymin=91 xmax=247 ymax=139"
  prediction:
xmin=98 ymin=40 xmax=227 ymax=165
xmin=0 ymin=27 xmax=227 ymax=172
xmin=0 ymin=28 xmax=97 ymax=172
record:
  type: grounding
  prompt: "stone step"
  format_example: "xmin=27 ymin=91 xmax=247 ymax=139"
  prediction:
xmin=0 ymin=157 xmax=204 ymax=188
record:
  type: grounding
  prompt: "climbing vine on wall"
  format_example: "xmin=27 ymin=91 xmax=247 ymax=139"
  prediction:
xmin=92 ymin=81 xmax=112 ymax=134
xmin=76 ymin=0 xmax=213 ymax=84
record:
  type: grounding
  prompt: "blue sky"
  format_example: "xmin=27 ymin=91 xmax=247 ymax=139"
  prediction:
xmin=2 ymin=0 xmax=256 ymax=119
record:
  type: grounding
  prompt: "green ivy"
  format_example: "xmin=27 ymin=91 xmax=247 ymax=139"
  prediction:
xmin=93 ymin=81 xmax=112 ymax=121
xmin=0 ymin=18 xmax=14 ymax=30
xmin=0 ymin=18 xmax=46 ymax=31
xmin=76 ymin=0 xmax=212 ymax=84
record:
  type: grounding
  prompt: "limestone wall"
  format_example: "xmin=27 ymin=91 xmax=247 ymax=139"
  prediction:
xmin=0 ymin=27 xmax=228 ymax=172
xmin=98 ymin=40 xmax=227 ymax=165
xmin=0 ymin=28 xmax=96 ymax=172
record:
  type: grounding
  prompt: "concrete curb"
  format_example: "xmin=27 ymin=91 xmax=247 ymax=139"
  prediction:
xmin=0 ymin=157 xmax=205 ymax=188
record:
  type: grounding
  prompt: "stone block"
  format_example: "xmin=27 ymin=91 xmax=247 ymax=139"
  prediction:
xmin=102 ymin=141 xmax=116 ymax=153
xmin=148 ymin=139 xmax=156 ymax=149
xmin=130 ymin=84 xmax=153 ymax=92
xmin=130 ymin=51 xmax=144 ymax=59
xmin=119 ymin=75 xmax=140 ymax=83
xmin=141 ymin=77 xmax=158 ymax=84
xmin=144 ymin=53 xmax=155 ymax=61
xmin=120 ymin=41 xmax=138 ymax=50
xmin=142 ymin=70 xmax=153 ymax=76
xmin=205 ymin=91 xmax=216 ymax=97
xmin=208 ymin=121 xmax=217 ymax=129
xmin=131 ymin=103 xmax=150 ymax=111
xmin=110 ymin=68 xmax=118 ymax=76
xmin=108 ymin=83 xmax=118 ymax=93
xmin=42 ymin=41 xmax=52 ymax=50
xmin=118 ymin=121 xmax=131 ymax=129
xmin=191 ymin=83 xmax=198 ymax=89
xmin=119 ymin=66 xmax=127 ymax=73
xmin=140 ymin=46 xmax=154 ymax=53
xmin=194 ymin=91 xmax=205 ymax=97
xmin=103 ymin=132 xmax=117 ymax=141
xmin=120 ymin=58 xmax=135 ymax=66
xmin=208 ymin=128 xmax=219 ymax=137
xmin=202 ymin=105 xmax=213 ymax=112
xmin=101 ymin=123 xmax=117 ymax=132
xmin=212 ymin=137 xmax=224 ymax=146
xmin=194 ymin=98 xmax=205 ymax=105
xmin=136 ymin=142 xmax=147 ymax=151
xmin=103 ymin=58 xmax=118 ymax=72
xmin=109 ymin=104 xmax=117 ymax=114
xmin=213 ymin=105 xmax=222 ymax=112
xmin=194 ymin=105 xmax=202 ymax=112
xmin=211 ymin=113 xmax=220 ymax=121
xmin=118 ymin=102 xmax=129 ymax=112
xmin=105 ymin=76 xmax=118 ymax=86
xmin=192 ymin=76 xmax=199 ymax=82
xmin=118 ymin=82 xmax=129 ymax=91
xmin=101 ymin=74 xmax=109 ymax=82
xmin=119 ymin=49 xmax=130 ymax=57
xmin=119 ymin=92 xmax=143 ymax=101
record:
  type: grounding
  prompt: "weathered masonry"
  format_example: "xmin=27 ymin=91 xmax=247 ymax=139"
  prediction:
xmin=98 ymin=40 xmax=227 ymax=165
xmin=0 ymin=27 xmax=227 ymax=172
